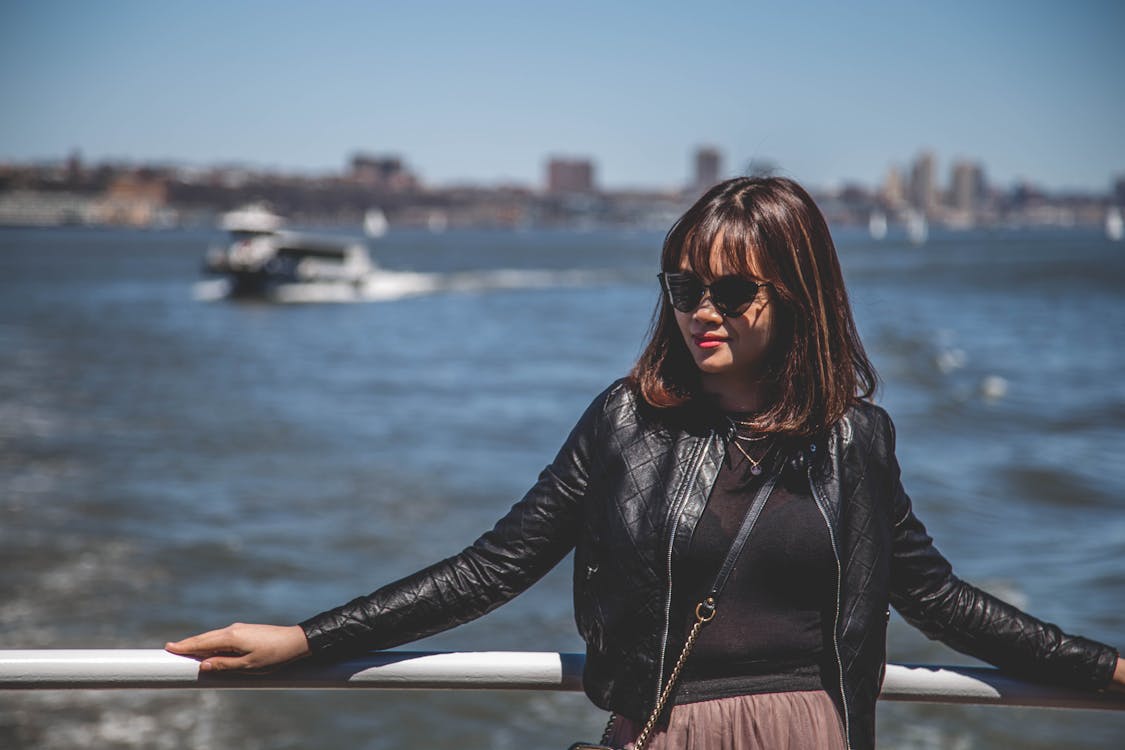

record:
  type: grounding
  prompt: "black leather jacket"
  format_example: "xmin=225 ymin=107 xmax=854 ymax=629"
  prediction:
xmin=301 ymin=380 xmax=1118 ymax=750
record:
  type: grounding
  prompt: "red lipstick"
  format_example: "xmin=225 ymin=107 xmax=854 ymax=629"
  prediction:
xmin=693 ymin=334 xmax=726 ymax=349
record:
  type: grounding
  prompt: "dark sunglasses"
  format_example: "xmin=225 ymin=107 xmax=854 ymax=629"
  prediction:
xmin=658 ymin=271 xmax=769 ymax=318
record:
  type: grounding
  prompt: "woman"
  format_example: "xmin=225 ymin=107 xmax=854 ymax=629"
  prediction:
xmin=168 ymin=177 xmax=1124 ymax=750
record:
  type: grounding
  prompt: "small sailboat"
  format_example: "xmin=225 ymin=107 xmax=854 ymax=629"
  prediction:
xmin=427 ymin=211 xmax=449 ymax=234
xmin=868 ymin=210 xmax=887 ymax=240
xmin=1106 ymin=207 xmax=1123 ymax=242
xmin=906 ymin=209 xmax=928 ymax=246
xmin=364 ymin=208 xmax=389 ymax=238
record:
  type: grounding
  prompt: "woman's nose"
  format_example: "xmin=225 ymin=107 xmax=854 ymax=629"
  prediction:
xmin=692 ymin=293 xmax=723 ymax=323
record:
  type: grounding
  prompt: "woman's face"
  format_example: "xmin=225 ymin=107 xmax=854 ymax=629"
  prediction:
xmin=673 ymin=248 xmax=775 ymax=386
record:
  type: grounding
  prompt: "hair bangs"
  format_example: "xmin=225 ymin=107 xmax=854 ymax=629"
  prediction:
xmin=664 ymin=204 xmax=770 ymax=284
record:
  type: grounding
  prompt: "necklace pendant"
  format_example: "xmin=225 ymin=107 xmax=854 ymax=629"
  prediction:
xmin=750 ymin=464 xmax=762 ymax=476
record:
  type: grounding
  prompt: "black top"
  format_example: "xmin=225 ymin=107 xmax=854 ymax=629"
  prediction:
xmin=671 ymin=433 xmax=838 ymax=704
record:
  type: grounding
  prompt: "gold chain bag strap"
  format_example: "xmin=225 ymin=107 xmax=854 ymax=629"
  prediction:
xmin=569 ymin=469 xmax=780 ymax=750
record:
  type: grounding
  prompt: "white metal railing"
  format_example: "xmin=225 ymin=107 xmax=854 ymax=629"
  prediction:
xmin=1 ymin=650 xmax=1123 ymax=711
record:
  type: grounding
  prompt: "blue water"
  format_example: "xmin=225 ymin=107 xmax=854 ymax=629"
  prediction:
xmin=1 ymin=225 xmax=1123 ymax=748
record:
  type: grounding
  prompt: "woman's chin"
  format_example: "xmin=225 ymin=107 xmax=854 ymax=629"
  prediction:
xmin=694 ymin=355 xmax=733 ymax=374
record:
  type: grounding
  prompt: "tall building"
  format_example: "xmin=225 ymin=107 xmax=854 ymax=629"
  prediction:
xmin=66 ymin=149 xmax=84 ymax=182
xmin=546 ymin=158 xmax=596 ymax=193
xmin=693 ymin=147 xmax=722 ymax=193
xmin=950 ymin=160 xmax=986 ymax=212
xmin=881 ymin=165 xmax=905 ymax=208
xmin=909 ymin=151 xmax=936 ymax=213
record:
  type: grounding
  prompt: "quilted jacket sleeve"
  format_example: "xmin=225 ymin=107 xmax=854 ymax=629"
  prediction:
xmin=298 ymin=383 xmax=613 ymax=659
xmin=883 ymin=412 xmax=1119 ymax=689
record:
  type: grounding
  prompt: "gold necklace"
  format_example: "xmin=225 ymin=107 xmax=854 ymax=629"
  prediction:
xmin=731 ymin=418 xmax=769 ymax=439
xmin=729 ymin=429 xmax=773 ymax=476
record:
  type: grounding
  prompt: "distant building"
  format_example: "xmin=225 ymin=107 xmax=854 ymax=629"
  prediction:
xmin=909 ymin=151 xmax=936 ymax=213
xmin=349 ymin=153 xmax=417 ymax=191
xmin=1114 ymin=175 xmax=1125 ymax=206
xmin=0 ymin=189 xmax=98 ymax=226
xmin=692 ymin=147 xmax=722 ymax=193
xmin=1010 ymin=180 xmax=1046 ymax=209
xmin=66 ymin=149 xmax=84 ymax=182
xmin=882 ymin=165 xmax=905 ymax=208
xmin=950 ymin=160 xmax=986 ymax=212
xmin=97 ymin=172 xmax=170 ymax=226
xmin=546 ymin=157 xmax=596 ymax=193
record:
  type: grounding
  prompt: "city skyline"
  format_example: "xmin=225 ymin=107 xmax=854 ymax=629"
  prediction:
xmin=2 ymin=1 xmax=1123 ymax=192
xmin=7 ymin=145 xmax=1107 ymax=201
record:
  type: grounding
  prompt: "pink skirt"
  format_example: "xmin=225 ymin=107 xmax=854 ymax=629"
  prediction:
xmin=604 ymin=690 xmax=847 ymax=750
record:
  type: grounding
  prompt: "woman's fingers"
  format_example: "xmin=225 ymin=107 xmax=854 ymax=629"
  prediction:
xmin=199 ymin=654 xmax=253 ymax=672
xmin=165 ymin=623 xmax=310 ymax=673
xmin=165 ymin=625 xmax=243 ymax=657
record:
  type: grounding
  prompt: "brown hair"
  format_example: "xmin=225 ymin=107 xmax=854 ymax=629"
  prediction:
xmin=630 ymin=176 xmax=878 ymax=436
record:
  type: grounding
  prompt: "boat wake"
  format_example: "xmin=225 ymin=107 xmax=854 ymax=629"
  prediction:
xmin=193 ymin=268 xmax=612 ymax=304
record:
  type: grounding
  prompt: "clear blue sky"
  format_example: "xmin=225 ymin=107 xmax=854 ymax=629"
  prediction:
xmin=2 ymin=0 xmax=1122 ymax=191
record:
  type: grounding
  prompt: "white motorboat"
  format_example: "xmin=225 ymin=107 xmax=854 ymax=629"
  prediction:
xmin=204 ymin=205 xmax=377 ymax=299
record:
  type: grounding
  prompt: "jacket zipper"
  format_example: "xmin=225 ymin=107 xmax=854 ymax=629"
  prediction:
xmin=653 ymin=432 xmax=713 ymax=710
xmin=808 ymin=467 xmax=852 ymax=750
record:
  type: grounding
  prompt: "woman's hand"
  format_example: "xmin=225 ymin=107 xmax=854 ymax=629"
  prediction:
xmin=1111 ymin=656 xmax=1125 ymax=693
xmin=165 ymin=623 xmax=310 ymax=673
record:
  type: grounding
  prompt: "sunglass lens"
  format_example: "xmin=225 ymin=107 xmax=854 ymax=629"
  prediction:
xmin=664 ymin=274 xmax=703 ymax=313
xmin=710 ymin=277 xmax=760 ymax=316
